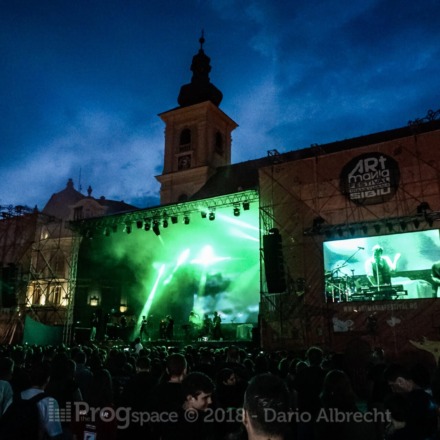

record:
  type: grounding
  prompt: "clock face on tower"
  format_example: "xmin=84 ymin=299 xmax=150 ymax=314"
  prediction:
xmin=178 ymin=155 xmax=191 ymax=170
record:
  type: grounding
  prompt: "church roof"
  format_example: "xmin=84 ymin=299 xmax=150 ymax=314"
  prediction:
xmin=191 ymin=118 xmax=440 ymax=200
xmin=42 ymin=178 xmax=85 ymax=219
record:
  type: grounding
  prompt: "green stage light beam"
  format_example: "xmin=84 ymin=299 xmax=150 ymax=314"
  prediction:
xmin=163 ymin=248 xmax=190 ymax=285
xmin=217 ymin=212 xmax=259 ymax=232
xmin=138 ymin=263 xmax=166 ymax=328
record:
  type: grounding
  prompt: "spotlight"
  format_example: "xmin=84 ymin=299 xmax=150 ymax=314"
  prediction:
xmin=201 ymin=211 xmax=207 ymax=219
xmin=171 ymin=216 xmax=178 ymax=224
xmin=427 ymin=216 xmax=434 ymax=227
xmin=163 ymin=219 xmax=168 ymax=228
xmin=136 ymin=220 xmax=143 ymax=229
xmin=152 ymin=221 xmax=160 ymax=236
xmin=85 ymin=229 xmax=94 ymax=239
xmin=374 ymin=224 xmax=381 ymax=234
xmin=386 ymin=222 xmax=393 ymax=232
xmin=336 ymin=228 xmax=343 ymax=237
xmin=209 ymin=211 xmax=215 ymax=221
xmin=144 ymin=219 xmax=151 ymax=231
xmin=104 ymin=227 xmax=110 ymax=237
xmin=125 ymin=224 xmax=132 ymax=234
xmin=233 ymin=206 xmax=240 ymax=217
xmin=111 ymin=224 xmax=118 ymax=233
xmin=362 ymin=225 xmax=368 ymax=235
xmin=184 ymin=215 xmax=190 ymax=225
xmin=414 ymin=219 xmax=420 ymax=229
xmin=400 ymin=221 xmax=407 ymax=231
xmin=243 ymin=201 xmax=250 ymax=211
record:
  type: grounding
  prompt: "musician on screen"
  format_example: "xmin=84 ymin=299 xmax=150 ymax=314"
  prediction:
xmin=365 ymin=244 xmax=400 ymax=286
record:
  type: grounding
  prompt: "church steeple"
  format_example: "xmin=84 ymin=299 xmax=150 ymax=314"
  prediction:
xmin=156 ymin=35 xmax=237 ymax=205
xmin=177 ymin=32 xmax=223 ymax=108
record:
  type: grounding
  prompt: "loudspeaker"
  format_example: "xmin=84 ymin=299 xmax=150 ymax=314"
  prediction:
xmin=263 ymin=229 xmax=286 ymax=293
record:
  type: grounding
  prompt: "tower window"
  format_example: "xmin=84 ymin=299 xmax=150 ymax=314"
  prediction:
xmin=215 ymin=131 xmax=224 ymax=155
xmin=179 ymin=128 xmax=191 ymax=152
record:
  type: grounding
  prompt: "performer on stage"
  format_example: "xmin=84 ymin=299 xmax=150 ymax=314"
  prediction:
xmin=90 ymin=312 xmax=99 ymax=341
xmin=212 ymin=311 xmax=222 ymax=340
xmin=188 ymin=310 xmax=200 ymax=340
xmin=140 ymin=315 xmax=150 ymax=341
xmin=165 ymin=315 xmax=174 ymax=340
xmin=202 ymin=314 xmax=212 ymax=339
xmin=159 ymin=318 xmax=167 ymax=339
xmin=365 ymin=244 xmax=400 ymax=286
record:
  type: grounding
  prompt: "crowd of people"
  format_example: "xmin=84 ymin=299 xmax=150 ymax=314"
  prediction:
xmin=0 ymin=341 xmax=439 ymax=439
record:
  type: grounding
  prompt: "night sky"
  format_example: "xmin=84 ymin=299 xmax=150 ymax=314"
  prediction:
xmin=1 ymin=0 xmax=439 ymax=210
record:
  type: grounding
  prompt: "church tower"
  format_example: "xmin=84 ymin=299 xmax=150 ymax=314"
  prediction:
xmin=156 ymin=34 xmax=238 ymax=204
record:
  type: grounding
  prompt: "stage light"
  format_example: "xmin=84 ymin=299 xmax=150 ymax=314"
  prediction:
xmin=89 ymin=295 xmax=99 ymax=307
xmin=243 ymin=201 xmax=250 ymax=211
xmin=136 ymin=220 xmax=143 ymax=229
xmin=209 ymin=211 xmax=215 ymax=221
xmin=362 ymin=225 xmax=368 ymax=234
xmin=103 ymin=227 xmax=111 ymax=237
xmin=414 ymin=219 xmax=420 ymax=229
xmin=349 ymin=226 xmax=355 ymax=236
xmin=427 ymin=216 xmax=434 ymax=227
xmin=163 ymin=219 xmax=169 ymax=228
xmin=201 ymin=211 xmax=207 ymax=218
xmin=374 ymin=224 xmax=381 ymax=234
xmin=400 ymin=221 xmax=407 ymax=231
xmin=184 ymin=215 xmax=190 ymax=225
xmin=336 ymin=228 xmax=343 ymax=237
xmin=153 ymin=221 xmax=160 ymax=236
xmin=171 ymin=216 xmax=178 ymax=224
xmin=386 ymin=222 xmax=393 ymax=232
xmin=144 ymin=219 xmax=151 ymax=231
xmin=125 ymin=223 xmax=132 ymax=234
xmin=233 ymin=206 xmax=240 ymax=217
xmin=111 ymin=224 xmax=118 ymax=233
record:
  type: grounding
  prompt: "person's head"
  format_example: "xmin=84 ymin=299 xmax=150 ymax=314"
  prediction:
xmin=217 ymin=368 xmax=236 ymax=386
xmin=305 ymin=346 xmax=323 ymax=367
xmin=182 ymin=372 xmax=214 ymax=412
xmin=384 ymin=363 xmax=414 ymax=393
xmin=136 ymin=356 xmax=151 ymax=373
xmin=0 ymin=357 xmax=14 ymax=380
xmin=243 ymin=373 xmax=291 ymax=439
xmin=373 ymin=244 xmax=383 ymax=260
xmin=166 ymin=353 xmax=187 ymax=380
xmin=225 ymin=345 xmax=241 ymax=363
xmin=30 ymin=361 xmax=52 ymax=388
xmin=320 ymin=369 xmax=357 ymax=410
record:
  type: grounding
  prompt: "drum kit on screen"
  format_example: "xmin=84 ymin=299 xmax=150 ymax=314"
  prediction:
xmin=325 ymin=265 xmax=357 ymax=302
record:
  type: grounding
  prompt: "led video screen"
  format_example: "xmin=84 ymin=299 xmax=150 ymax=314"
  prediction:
xmin=76 ymin=204 xmax=260 ymax=337
xmin=323 ymin=229 xmax=440 ymax=302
